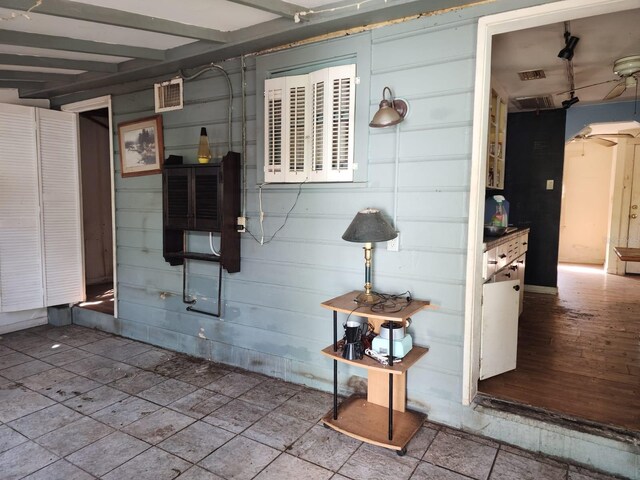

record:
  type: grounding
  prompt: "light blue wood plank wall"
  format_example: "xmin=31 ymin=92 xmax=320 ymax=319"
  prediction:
xmin=109 ymin=0 xmax=543 ymax=419
xmin=104 ymin=2 xmax=640 ymax=475
xmin=108 ymin=7 xmax=476 ymax=427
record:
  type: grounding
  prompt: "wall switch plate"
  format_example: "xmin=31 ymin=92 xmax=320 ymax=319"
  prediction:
xmin=546 ymin=179 xmax=554 ymax=190
xmin=387 ymin=233 xmax=400 ymax=252
xmin=237 ymin=216 xmax=246 ymax=233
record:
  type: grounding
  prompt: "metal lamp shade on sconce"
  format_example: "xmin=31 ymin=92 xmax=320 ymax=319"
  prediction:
xmin=369 ymin=87 xmax=408 ymax=128
xmin=343 ymin=208 xmax=397 ymax=305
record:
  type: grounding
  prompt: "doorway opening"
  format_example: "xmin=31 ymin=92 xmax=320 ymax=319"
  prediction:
xmin=76 ymin=108 xmax=114 ymax=315
xmin=464 ymin=0 xmax=640 ymax=434
xmin=62 ymin=96 xmax=117 ymax=318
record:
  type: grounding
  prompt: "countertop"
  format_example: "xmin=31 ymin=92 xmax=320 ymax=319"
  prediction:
xmin=483 ymin=227 xmax=530 ymax=251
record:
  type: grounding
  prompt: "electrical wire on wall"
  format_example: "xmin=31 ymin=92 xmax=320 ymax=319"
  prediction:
xmin=177 ymin=62 xmax=234 ymax=317
xmin=179 ymin=63 xmax=233 ymax=153
xmin=241 ymin=55 xmax=248 ymax=220
xmin=246 ymin=180 xmax=307 ymax=245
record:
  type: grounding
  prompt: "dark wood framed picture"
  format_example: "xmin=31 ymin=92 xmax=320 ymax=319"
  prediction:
xmin=118 ymin=115 xmax=164 ymax=177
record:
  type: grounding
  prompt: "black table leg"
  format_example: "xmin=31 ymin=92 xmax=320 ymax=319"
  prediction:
xmin=388 ymin=322 xmax=394 ymax=440
xmin=333 ymin=311 xmax=338 ymax=420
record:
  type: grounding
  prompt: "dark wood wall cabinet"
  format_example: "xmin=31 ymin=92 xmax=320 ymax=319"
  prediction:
xmin=162 ymin=152 xmax=241 ymax=273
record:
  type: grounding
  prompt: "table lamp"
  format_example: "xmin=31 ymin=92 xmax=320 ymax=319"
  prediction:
xmin=342 ymin=208 xmax=397 ymax=305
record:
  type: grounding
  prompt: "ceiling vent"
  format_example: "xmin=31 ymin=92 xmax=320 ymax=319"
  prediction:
xmin=513 ymin=95 xmax=555 ymax=110
xmin=154 ymin=78 xmax=183 ymax=113
xmin=518 ymin=69 xmax=546 ymax=81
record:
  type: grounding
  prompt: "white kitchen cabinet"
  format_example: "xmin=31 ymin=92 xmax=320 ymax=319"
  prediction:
xmin=486 ymin=87 xmax=507 ymax=190
xmin=480 ymin=278 xmax=520 ymax=380
xmin=480 ymin=228 xmax=529 ymax=379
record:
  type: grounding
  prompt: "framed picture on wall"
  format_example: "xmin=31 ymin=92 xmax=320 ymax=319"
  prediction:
xmin=118 ymin=115 xmax=164 ymax=177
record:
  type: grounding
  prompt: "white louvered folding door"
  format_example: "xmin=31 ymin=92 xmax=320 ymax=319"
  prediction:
xmin=37 ymin=109 xmax=84 ymax=307
xmin=0 ymin=105 xmax=44 ymax=312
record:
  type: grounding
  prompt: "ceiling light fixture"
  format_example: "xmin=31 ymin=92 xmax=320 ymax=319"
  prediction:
xmin=369 ymin=87 xmax=409 ymax=128
xmin=562 ymin=93 xmax=580 ymax=109
xmin=558 ymin=30 xmax=579 ymax=61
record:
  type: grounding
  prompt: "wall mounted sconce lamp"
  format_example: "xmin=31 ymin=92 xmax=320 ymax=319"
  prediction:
xmin=342 ymin=208 xmax=397 ymax=305
xmin=369 ymin=87 xmax=409 ymax=128
xmin=558 ymin=31 xmax=579 ymax=61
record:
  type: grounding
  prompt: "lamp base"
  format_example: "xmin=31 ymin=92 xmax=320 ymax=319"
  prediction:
xmin=354 ymin=291 xmax=382 ymax=306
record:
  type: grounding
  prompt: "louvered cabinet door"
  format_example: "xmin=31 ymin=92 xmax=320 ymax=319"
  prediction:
xmin=192 ymin=166 xmax=221 ymax=231
xmin=38 ymin=109 xmax=84 ymax=307
xmin=163 ymin=167 xmax=191 ymax=229
xmin=0 ymin=105 xmax=44 ymax=312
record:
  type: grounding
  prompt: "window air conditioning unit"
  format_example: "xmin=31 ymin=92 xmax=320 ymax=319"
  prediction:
xmin=154 ymin=77 xmax=183 ymax=113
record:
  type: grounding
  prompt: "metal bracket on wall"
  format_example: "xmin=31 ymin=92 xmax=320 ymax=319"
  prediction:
xmin=182 ymin=257 xmax=223 ymax=318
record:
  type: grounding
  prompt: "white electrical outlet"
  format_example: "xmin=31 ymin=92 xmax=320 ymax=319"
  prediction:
xmin=237 ymin=216 xmax=246 ymax=233
xmin=387 ymin=233 xmax=400 ymax=252
xmin=546 ymin=179 xmax=554 ymax=190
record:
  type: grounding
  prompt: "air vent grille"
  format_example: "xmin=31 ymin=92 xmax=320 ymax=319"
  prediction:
xmin=154 ymin=78 xmax=183 ymax=113
xmin=518 ymin=69 xmax=546 ymax=81
xmin=513 ymin=95 xmax=555 ymax=110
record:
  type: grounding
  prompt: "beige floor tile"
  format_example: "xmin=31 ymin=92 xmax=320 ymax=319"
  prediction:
xmin=66 ymin=431 xmax=150 ymax=477
xmin=199 ymin=436 xmax=278 ymax=479
xmin=122 ymin=407 xmax=195 ymax=444
xmin=102 ymin=446 xmax=191 ymax=480
xmin=254 ymin=453 xmax=332 ymax=480
xmin=423 ymin=431 xmax=498 ymax=480
xmin=289 ymin=424 xmax=361 ymax=472
xmin=159 ymin=421 xmax=234 ymax=463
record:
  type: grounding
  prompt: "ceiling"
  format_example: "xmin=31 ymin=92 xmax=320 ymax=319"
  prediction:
xmin=492 ymin=8 xmax=640 ymax=112
xmin=0 ymin=0 xmax=474 ymax=102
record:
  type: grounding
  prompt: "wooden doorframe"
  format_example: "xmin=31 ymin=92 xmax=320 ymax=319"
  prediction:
xmin=612 ymin=139 xmax=640 ymax=274
xmin=61 ymin=95 xmax=118 ymax=319
xmin=462 ymin=0 xmax=638 ymax=406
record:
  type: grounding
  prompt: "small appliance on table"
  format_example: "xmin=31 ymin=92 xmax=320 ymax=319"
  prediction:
xmin=320 ymin=291 xmax=431 ymax=456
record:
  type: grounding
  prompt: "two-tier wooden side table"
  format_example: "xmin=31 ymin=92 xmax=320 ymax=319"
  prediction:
xmin=320 ymin=290 xmax=431 ymax=455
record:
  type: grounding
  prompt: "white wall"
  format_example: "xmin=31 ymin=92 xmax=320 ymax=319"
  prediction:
xmin=559 ymin=140 xmax=614 ymax=264
xmin=0 ymin=89 xmax=49 ymax=109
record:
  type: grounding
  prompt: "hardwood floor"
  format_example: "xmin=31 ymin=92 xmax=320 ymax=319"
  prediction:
xmin=479 ymin=264 xmax=640 ymax=431
xmin=78 ymin=282 xmax=114 ymax=315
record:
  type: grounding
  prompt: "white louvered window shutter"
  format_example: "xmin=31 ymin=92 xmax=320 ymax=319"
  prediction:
xmin=0 ymin=105 xmax=44 ymax=312
xmin=284 ymin=75 xmax=310 ymax=182
xmin=37 ymin=109 xmax=84 ymax=307
xmin=264 ymin=78 xmax=285 ymax=183
xmin=264 ymin=64 xmax=355 ymax=183
xmin=326 ymin=65 xmax=355 ymax=182
xmin=308 ymin=68 xmax=328 ymax=182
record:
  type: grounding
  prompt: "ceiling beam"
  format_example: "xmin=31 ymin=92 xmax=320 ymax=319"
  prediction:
xmin=0 ymin=53 xmax=118 ymax=73
xmin=0 ymin=30 xmax=165 ymax=60
xmin=226 ymin=0 xmax=304 ymax=19
xmin=32 ymin=0 xmax=478 ymax=102
xmin=0 ymin=80 xmax=42 ymax=89
xmin=0 ymin=70 xmax=77 ymax=82
xmin=0 ymin=0 xmax=229 ymax=43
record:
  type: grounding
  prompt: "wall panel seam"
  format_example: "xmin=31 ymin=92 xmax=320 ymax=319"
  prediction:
xmin=371 ymin=54 xmax=474 ymax=76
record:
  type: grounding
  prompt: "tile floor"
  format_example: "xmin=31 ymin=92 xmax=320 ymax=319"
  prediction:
xmin=0 ymin=324 xmax=621 ymax=480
